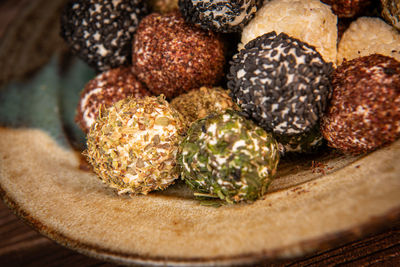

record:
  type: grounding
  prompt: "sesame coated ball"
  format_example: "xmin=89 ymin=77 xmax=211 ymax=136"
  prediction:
xmin=321 ymin=54 xmax=400 ymax=155
xmin=179 ymin=110 xmax=280 ymax=203
xmin=170 ymin=86 xmax=239 ymax=127
xmin=178 ymin=0 xmax=263 ymax=33
xmin=60 ymin=0 xmax=148 ymax=72
xmin=239 ymin=0 xmax=338 ymax=64
xmin=132 ymin=12 xmax=226 ymax=99
xmin=321 ymin=0 xmax=373 ymax=18
xmin=75 ymin=67 xmax=150 ymax=133
xmin=228 ymin=32 xmax=333 ymax=136
xmin=276 ymin=124 xmax=325 ymax=154
xmin=85 ymin=96 xmax=186 ymax=195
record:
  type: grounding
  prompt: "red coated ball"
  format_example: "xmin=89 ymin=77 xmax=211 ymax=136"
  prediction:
xmin=75 ymin=67 xmax=150 ymax=133
xmin=132 ymin=11 xmax=225 ymax=99
xmin=321 ymin=0 xmax=372 ymax=18
xmin=321 ymin=54 xmax=400 ymax=154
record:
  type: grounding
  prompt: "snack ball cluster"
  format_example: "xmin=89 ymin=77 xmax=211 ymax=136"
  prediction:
xmin=228 ymin=32 xmax=333 ymax=136
xmin=179 ymin=110 xmax=280 ymax=203
xmin=85 ymin=96 xmax=185 ymax=195
xmin=75 ymin=67 xmax=150 ymax=133
xmin=60 ymin=0 xmax=148 ymax=72
xmin=64 ymin=0 xmax=400 ymax=202
xmin=321 ymin=54 xmax=400 ymax=155
xmin=178 ymin=0 xmax=263 ymax=33
xmin=132 ymin=11 xmax=225 ymax=99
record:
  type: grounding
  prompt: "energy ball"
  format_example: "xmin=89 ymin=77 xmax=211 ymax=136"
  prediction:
xmin=228 ymin=32 xmax=333 ymax=136
xmin=85 ymin=96 xmax=186 ymax=195
xmin=178 ymin=0 xmax=263 ymax=33
xmin=179 ymin=110 xmax=280 ymax=203
xmin=60 ymin=0 xmax=148 ymax=72
xmin=337 ymin=17 xmax=400 ymax=65
xmin=321 ymin=54 xmax=400 ymax=155
xmin=132 ymin=12 xmax=225 ymax=99
xmin=240 ymin=0 xmax=337 ymax=64
xmin=381 ymin=0 xmax=400 ymax=31
xmin=321 ymin=0 xmax=373 ymax=18
xmin=170 ymin=86 xmax=238 ymax=127
xmin=75 ymin=67 xmax=150 ymax=133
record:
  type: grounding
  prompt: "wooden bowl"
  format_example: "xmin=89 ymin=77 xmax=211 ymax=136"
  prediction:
xmin=0 ymin=1 xmax=399 ymax=265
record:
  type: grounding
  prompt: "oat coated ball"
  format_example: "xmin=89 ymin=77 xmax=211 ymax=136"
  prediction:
xmin=85 ymin=96 xmax=186 ymax=195
xmin=149 ymin=0 xmax=179 ymax=13
xmin=170 ymin=86 xmax=238 ymax=127
xmin=132 ymin=12 xmax=226 ymax=99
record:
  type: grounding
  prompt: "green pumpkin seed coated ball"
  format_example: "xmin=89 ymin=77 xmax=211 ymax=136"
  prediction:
xmin=179 ymin=110 xmax=280 ymax=203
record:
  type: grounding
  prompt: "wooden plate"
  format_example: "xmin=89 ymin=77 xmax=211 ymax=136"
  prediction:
xmin=0 ymin=1 xmax=399 ymax=266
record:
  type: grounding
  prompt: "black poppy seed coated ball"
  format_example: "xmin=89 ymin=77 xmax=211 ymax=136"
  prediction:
xmin=227 ymin=32 xmax=333 ymax=136
xmin=178 ymin=0 xmax=263 ymax=33
xmin=60 ymin=0 xmax=148 ymax=72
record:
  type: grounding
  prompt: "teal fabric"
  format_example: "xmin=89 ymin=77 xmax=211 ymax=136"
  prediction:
xmin=0 ymin=55 xmax=95 ymax=150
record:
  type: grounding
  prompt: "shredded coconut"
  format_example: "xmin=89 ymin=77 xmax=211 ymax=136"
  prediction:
xmin=239 ymin=0 xmax=337 ymax=64
xmin=337 ymin=17 xmax=400 ymax=65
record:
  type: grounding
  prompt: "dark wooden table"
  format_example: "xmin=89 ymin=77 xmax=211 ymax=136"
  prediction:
xmin=0 ymin=1 xmax=399 ymax=266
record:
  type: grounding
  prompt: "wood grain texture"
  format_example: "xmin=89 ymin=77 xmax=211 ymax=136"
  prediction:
xmin=0 ymin=199 xmax=399 ymax=266
xmin=0 ymin=1 xmax=399 ymax=266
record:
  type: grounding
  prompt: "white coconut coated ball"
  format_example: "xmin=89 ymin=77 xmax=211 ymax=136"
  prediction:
xmin=337 ymin=17 xmax=400 ymax=65
xmin=239 ymin=0 xmax=337 ymax=64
